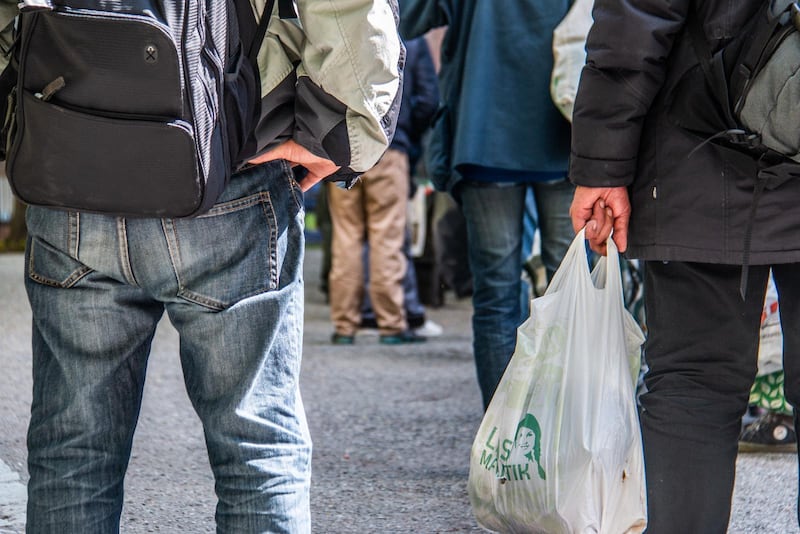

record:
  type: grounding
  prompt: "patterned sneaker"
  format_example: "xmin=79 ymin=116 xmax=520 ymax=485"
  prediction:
xmin=379 ymin=330 xmax=427 ymax=345
xmin=738 ymin=412 xmax=797 ymax=453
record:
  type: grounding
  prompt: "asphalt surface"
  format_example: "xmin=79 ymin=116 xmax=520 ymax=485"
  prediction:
xmin=0 ymin=246 xmax=798 ymax=533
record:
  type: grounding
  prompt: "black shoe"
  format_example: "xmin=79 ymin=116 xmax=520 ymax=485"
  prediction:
xmin=407 ymin=313 xmax=426 ymax=329
xmin=361 ymin=314 xmax=426 ymax=330
xmin=379 ymin=330 xmax=427 ymax=345
xmin=738 ymin=412 xmax=797 ymax=453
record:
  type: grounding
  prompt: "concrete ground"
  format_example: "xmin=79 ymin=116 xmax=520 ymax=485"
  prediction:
xmin=0 ymin=247 xmax=798 ymax=533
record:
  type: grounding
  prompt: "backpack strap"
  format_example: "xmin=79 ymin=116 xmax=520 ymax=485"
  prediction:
xmin=685 ymin=0 xmax=792 ymax=120
xmin=683 ymin=4 xmax=734 ymax=126
xmin=238 ymin=0 xmax=297 ymax=63
xmin=683 ymin=1 xmax=795 ymax=298
xmin=730 ymin=2 xmax=794 ymax=116
xmin=278 ymin=0 xmax=297 ymax=19
xmin=235 ymin=0 xmax=278 ymax=64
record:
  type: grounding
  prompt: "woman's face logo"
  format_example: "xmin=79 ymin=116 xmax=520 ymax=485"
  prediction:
xmin=512 ymin=414 xmax=546 ymax=480
xmin=515 ymin=427 xmax=535 ymax=455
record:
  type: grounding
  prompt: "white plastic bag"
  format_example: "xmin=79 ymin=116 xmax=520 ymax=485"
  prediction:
xmin=407 ymin=181 xmax=428 ymax=258
xmin=757 ymin=271 xmax=782 ymax=377
xmin=550 ymin=0 xmax=593 ymax=121
xmin=468 ymin=230 xmax=647 ymax=534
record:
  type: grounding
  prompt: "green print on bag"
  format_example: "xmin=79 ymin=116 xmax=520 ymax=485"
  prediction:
xmin=497 ymin=322 xmax=566 ymax=411
xmin=478 ymin=414 xmax=547 ymax=482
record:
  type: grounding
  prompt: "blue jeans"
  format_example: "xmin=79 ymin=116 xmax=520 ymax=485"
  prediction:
xmin=459 ymin=179 xmax=574 ymax=408
xmin=24 ymin=162 xmax=311 ymax=533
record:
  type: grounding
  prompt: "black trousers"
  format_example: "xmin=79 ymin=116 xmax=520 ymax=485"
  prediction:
xmin=641 ymin=261 xmax=800 ymax=533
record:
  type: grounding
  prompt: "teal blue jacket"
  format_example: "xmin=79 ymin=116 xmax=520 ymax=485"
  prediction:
xmin=399 ymin=0 xmax=572 ymax=192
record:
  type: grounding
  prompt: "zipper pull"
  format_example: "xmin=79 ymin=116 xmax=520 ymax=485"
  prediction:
xmin=35 ymin=76 xmax=65 ymax=101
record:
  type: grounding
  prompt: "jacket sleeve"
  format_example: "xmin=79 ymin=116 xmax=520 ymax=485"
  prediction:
xmin=0 ymin=1 xmax=18 ymax=72
xmin=398 ymin=0 xmax=450 ymax=41
xmin=569 ymin=0 xmax=690 ymax=187
xmin=252 ymin=0 xmax=404 ymax=178
xmin=407 ymin=39 xmax=439 ymax=143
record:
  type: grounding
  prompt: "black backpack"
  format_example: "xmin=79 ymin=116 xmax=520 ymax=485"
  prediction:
xmin=668 ymin=0 xmax=800 ymax=296
xmin=669 ymin=0 xmax=800 ymax=180
xmin=0 ymin=0 xmax=286 ymax=218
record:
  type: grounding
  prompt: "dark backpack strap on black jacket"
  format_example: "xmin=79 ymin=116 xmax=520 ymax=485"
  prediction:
xmin=684 ymin=0 xmax=796 ymax=136
xmin=683 ymin=4 xmax=736 ymax=129
xmin=235 ymin=0 xmax=277 ymax=64
xmin=236 ymin=0 xmax=297 ymax=64
xmin=683 ymin=0 xmax=800 ymax=298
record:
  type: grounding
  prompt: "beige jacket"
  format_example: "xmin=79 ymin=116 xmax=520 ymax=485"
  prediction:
xmin=251 ymin=0 xmax=403 ymax=176
xmin=0 ymin=0 xmax=403 ymax=177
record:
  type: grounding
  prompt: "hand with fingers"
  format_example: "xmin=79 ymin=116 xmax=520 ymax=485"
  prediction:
xmin=249 ymin=139 xmax=341 ymax=192
xmin=569 ymin=185 xmax=631 ymax=255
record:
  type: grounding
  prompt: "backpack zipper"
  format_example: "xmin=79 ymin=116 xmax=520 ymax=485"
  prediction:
xmin=34 ymin=90 xmax=187 ymax=125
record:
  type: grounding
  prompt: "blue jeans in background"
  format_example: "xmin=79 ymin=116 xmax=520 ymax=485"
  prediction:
xmin=459 ymin=178 xmax=574 ymax=408
xmin=23 ymin=162 xmax=311 ymax=534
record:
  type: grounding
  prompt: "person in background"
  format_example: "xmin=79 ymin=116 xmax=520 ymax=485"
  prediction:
xmin=569 ymin=0 xmax=800 ymax=531
xmin=399 ymin=0 xmax=575 ymax=408
xmin=16 ymin=1 xmax=403 ymax=531
xmin=359 ymin=231 xmax=445 ymax=337
xmin=739 ymin=271 xmax=796 ymax=453
xmin=327 ymin=36 xmax=439 ymax=345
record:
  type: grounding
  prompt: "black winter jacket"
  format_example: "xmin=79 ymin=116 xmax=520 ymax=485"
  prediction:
xmin=569 ymin=0 xmax=800 ymax=265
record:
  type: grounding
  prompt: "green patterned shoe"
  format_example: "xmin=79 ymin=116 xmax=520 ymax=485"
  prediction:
xmin=379 ymin=330 xmax=427 ymax=345
xmin=331 ymin=333 xmax=355 ymax=345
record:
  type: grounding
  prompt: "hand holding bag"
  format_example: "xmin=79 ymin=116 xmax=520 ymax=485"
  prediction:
xmin=468 ymin=230 xmax=647 ymax=534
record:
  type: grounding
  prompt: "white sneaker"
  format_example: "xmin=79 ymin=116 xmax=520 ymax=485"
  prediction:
xmin=357 ymin=327 xmax=380 ymax=337
xmin=413 ymin=319 xmax=443 ymax=337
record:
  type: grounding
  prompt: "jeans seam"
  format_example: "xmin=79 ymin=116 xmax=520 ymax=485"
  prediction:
xmin=27 ymin=239 xmax=92 ymax=288
xmin=261 ymin=193 xmax=279 ymax=287
xmin=27 ymin=266 xmax=92 ymax=288
xmin=161 ymin=218 xmax=186 ymax=295
xmin=68 ymin=211 xmax=79 ymax=258
xmin=282 ymin=160 xmax=303 ymax=211
xmin=195 ymin=191 xmax=271 ymax=218
xmin=177 ymin=288 xmax=227 ymax=311
xmin=116 ymin=218 xmax=138 ymax=286
xmin=161 ymin=219 xmax=226 ymax=309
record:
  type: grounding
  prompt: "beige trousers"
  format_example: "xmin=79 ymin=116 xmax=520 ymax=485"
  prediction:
xmin=328 ymin=149 xmax=409 ymax=336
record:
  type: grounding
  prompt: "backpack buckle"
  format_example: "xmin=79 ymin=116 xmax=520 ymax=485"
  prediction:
xmin=728 ymin=130 xmax=762 ymax=149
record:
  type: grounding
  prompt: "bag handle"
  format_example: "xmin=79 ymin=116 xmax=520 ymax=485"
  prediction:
xmin=546 ymin=229 xmax=624 ymax=305
xmin=596 ymin=230 xmax=625 ymax=303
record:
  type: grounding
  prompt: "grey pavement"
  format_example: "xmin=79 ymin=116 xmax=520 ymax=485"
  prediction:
xmin=0 ymin=247 xmax=798 ymax=533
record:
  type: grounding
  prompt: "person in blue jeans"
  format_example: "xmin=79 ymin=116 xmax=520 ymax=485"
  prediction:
xmin=400 ymin=0 xmax=575 ymax=408
xmin=15 ymin=0 xmax=403 ymax=532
